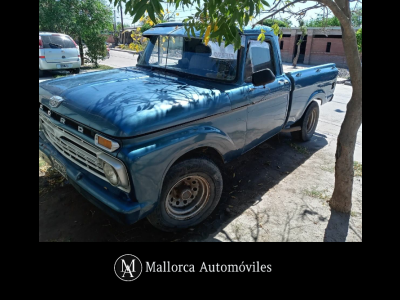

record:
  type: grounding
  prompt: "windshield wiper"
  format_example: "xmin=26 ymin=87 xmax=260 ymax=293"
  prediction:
xmin=49 ymin=43 xmax=62 ymax=48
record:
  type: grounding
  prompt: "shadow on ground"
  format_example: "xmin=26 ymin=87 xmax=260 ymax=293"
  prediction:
xmin=39 ymin=132 xmax=329 ymax=242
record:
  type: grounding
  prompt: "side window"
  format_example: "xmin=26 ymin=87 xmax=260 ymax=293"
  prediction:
xmin=245 ymin=41 xmax=275 ymax=83
xmin=167 ymin=36 xmax=183 ymax=67
xmin=148 ymin=36 xmax=183 ymax=66
xmin=149 ymin=37 xmax=163 ymax=65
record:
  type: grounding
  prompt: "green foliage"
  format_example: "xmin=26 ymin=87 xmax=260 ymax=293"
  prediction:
xmin=39 ymin=0 xmax=76 ymax=33
xmin=297 ymin=20 xmax=307 ymax=45
xmin=85 ymin=35 xmax=108 ymax=67
xmin=263 ymin=19 xmax=291 ymax=28
xmin=39 ymin=0 xmax=113 ymax=64
xmin=140 ymin=23 xmax=153 ymax=33
xmin=352 ymin=9 xmax=362 ymax=27
xmin=306 ymin=16 xmax=340 ymax=27
xmin=356 ymin=28 xmax=362 ymax=53
xmin=263 ymin=18 xmax=291 ymax=39
xmin=110 ymin=0 xmax=272 ymax=50
xmin=129 ymin=28 xmax=149 ymax=52
xmin=306 ymin=9 xmax=362 ymax=28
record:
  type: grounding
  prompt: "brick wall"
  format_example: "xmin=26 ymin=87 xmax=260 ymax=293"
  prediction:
xmin=309 ymin=38 xmax=347 ymax=68
xmin=280 ymin=37 xmax=293 ymax=63
xmin=279 ymin=35 xmax=349 ymax=68
xmin=107 ymin=35 xmax=115 ymax=43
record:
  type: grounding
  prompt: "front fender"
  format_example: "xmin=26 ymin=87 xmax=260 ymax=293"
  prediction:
xmin=117 ymin=124 xmax=239 ymax=216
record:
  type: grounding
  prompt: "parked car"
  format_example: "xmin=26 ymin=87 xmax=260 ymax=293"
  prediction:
xmin=39 ymin=32 xmax=81 ymax=77
xmin=39 ymin=23 xmax=338 ymax=231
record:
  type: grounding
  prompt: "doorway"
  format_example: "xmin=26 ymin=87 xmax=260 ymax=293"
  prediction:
xmin=293 ymin=35 xmax=307 ymax=64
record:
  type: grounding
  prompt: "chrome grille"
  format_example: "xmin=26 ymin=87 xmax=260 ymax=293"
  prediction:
xmin=39 ymin=111 xmax=130 ymax=192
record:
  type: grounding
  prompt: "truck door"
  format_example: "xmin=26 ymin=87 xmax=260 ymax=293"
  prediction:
xmin=243 ymin=39 xmax=291 ymax=153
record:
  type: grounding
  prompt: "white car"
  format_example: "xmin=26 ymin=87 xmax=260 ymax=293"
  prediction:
xmin=39 ymin=32 xmax=81 ymax=77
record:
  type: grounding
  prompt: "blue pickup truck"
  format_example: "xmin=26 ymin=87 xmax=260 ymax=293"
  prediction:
xmin=39 ymin=23 xmax=338 ymax=231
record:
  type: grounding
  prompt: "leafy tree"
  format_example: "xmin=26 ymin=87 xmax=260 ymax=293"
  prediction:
xmin=85 ymin=34 xmax=108 ymax=67
xmin=306 ymin=9 xmax=361 ymax=28
xmin=293 ymin=20 xmax=307 ymax=68
xmin=352 ymin=9 xmax=362 ymax=27
xmin=306 ymin=16 xmax=340 ymax=27
xmin=263 ymin=18 xmax=291 ymax=28
xmin=39 ymin=0 xmax=76 ymax=33
xmin=110 ymin=0 xmax=363 ymax=217
xmin=39 ymin=0 xmax=112 ymax=66
xmin=140 ymin=23 xmax=153 ymax=33
xmin=129 ymin=28 xmax=149 ymax=51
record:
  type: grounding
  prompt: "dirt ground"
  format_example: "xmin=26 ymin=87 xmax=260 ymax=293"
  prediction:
xmin=39 ymin=125 xmax=362 ymax=242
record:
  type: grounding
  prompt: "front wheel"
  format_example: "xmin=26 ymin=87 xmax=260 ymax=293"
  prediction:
xmin=291 ymin=101 xmax=320 ymax=142
xmin=147 ymin=158 xmax=223 ymax=232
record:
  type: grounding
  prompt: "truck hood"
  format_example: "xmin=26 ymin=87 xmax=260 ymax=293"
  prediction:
xmin=39 ymin=68 xmax=232 ymax=138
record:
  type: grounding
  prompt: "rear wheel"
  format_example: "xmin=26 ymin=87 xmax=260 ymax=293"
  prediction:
xmin=291 ymin=101 xmax=320 ymax=142
xmin=71 ymin=68 xmax=80 ymax=74
xmin=147 ymin=158 xmax=223 ymax=232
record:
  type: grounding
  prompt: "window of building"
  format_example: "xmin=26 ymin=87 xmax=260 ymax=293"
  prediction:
xmin=280 ymin=41 xmax=284 ymax=50
xmin=326 ymin=42 xmax=332 ymax=53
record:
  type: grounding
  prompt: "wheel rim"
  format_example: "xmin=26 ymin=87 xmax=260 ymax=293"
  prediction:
xmin=165 ymin=176 xmax=211 ymax=221
xmin=306 ymin=109 xmax=317 ymax=134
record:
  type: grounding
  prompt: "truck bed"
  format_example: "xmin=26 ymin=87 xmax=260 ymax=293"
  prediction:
xmin=285 ymin=63 xmax=339 ymax=126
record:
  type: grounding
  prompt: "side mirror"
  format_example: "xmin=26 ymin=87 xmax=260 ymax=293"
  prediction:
xmin=252 ymin=69 xmax=276 ymax=87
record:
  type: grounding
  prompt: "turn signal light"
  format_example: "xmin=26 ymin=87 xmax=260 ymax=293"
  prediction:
xmin=95 ymin=134 xmax=120 ymax=152
xmin=98 ymin=136 xmax=112 ymax=149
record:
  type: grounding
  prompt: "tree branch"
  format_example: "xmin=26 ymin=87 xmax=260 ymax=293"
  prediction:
xmin=255 ymin=0 xmax=354 ymax=30
xmin=255 ymin=0 xmax=306 ymax=25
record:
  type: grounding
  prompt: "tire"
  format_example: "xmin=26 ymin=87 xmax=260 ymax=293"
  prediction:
xmin=72 ymin=68 xmax=80 ymax=74
xmin=147 ymin=158 xmax=223 ymax=232
xmin=291 ymin=101 xmax=320 ymax=142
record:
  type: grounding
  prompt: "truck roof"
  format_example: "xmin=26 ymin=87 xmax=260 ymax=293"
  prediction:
xmin=144 ymin=22 xmax=275 ymax=37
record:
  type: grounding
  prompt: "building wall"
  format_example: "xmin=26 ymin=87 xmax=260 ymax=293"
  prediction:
xmin=278 ymin=27 xmax=359 ymax=69
xmin=280 ymin=37 xmax=293 ymax=63
xmin=107 ymin=35 xmax=115 ymax=44
xmin=308 ymin=37 xmax=347 ymax=68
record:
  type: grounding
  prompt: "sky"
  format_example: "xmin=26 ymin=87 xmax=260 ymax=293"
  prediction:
xmin=108 ymin=1 xmax=361 ymax=28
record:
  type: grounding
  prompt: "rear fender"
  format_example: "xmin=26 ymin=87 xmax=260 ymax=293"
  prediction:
xmin=296 ymin=90 xmax=325 ymax=123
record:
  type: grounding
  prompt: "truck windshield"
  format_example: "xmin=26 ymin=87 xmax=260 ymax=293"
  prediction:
xmin=138 ymin=35 xmax=238 ymax=82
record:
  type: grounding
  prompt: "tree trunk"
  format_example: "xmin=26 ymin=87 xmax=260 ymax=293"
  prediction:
xmin=292 ymin=35 xmax=304 ymax=68
xmin=78 ymin=36 xmax=84 ymax=66
xmin=329 ymin=0 xmax=363 ymax=213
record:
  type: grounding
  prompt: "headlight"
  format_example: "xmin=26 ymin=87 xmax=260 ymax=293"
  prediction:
xmin=103 ymin=162 xmax=119 ymax=186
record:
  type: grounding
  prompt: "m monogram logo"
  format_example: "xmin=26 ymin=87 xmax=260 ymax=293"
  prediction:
xmin=114 ymin=254 xmax=142 ymax=282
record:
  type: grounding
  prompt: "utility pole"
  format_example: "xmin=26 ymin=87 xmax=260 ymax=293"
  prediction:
xmin=120 ymin=4 xmax=124 ymax=31
xmin=113 ymin=9 xmax=117 ymax=33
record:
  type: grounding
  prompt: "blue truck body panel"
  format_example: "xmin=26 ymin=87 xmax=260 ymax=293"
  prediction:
xmin=39 ymin=25 xmax=338 ymax=224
